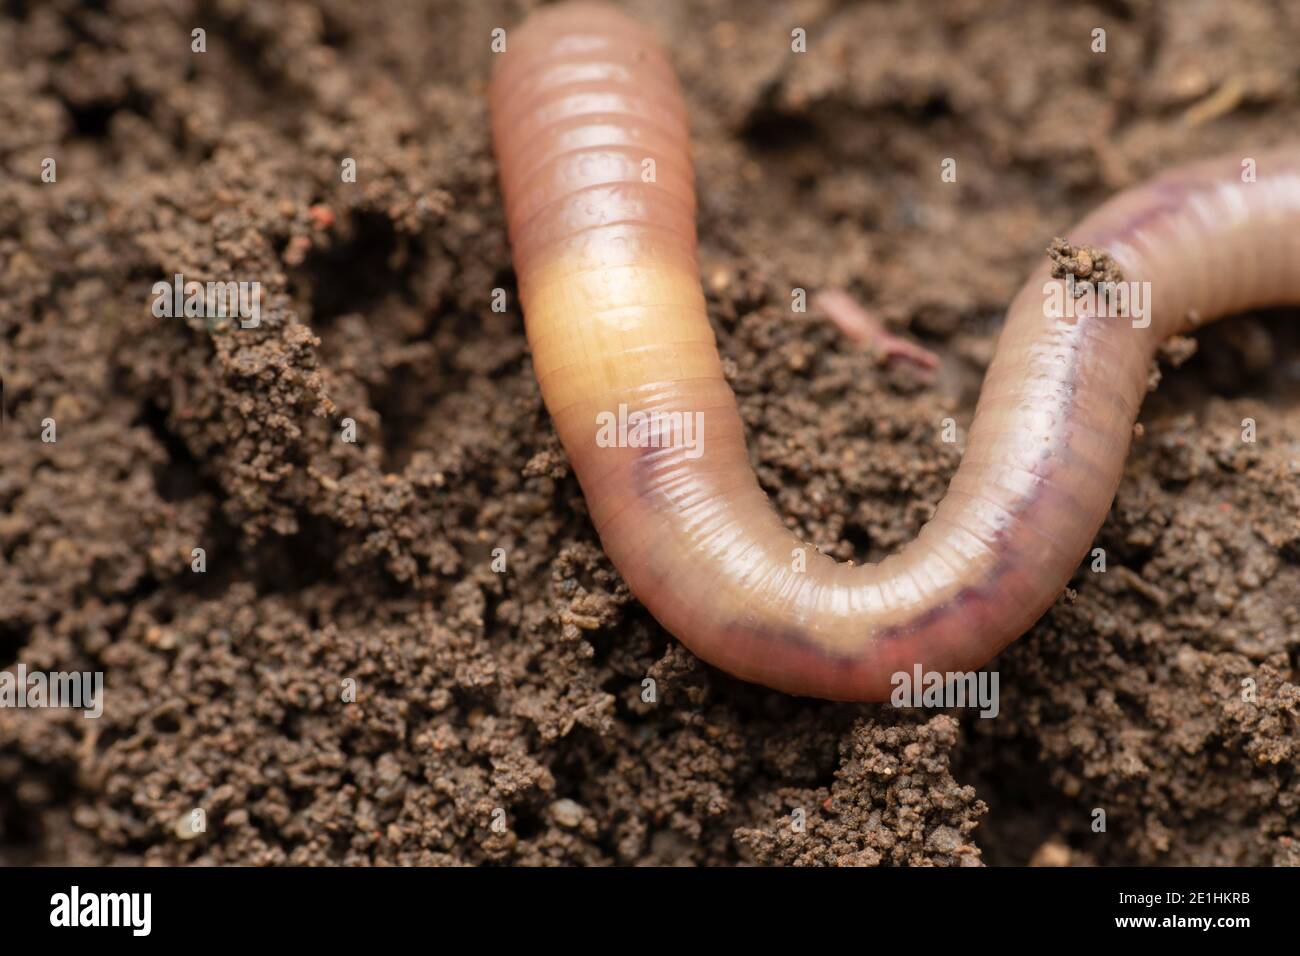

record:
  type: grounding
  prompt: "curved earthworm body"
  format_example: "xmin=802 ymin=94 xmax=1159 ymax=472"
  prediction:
xmin=490 ymin=3 xmax=1300 ymax=701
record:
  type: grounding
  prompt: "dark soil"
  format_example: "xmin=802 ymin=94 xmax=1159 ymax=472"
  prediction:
xmin=1 ymin=0 xmax=1297 ymax=866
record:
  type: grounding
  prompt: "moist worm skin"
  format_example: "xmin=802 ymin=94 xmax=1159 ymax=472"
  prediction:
xmin=490 ymin=3 xmax=1300 ymax=701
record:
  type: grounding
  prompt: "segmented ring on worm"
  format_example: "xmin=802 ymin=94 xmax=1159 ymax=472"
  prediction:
xmin=490 ymin=2 xmax=1300 ymax=701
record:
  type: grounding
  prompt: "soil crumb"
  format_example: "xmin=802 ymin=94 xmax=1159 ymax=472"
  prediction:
xmin=1048 ymin=237 xmax=1125 ymax=291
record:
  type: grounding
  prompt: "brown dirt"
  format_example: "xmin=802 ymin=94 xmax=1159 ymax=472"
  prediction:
xmin=1 ymin=0 xmax=1297 ymax=866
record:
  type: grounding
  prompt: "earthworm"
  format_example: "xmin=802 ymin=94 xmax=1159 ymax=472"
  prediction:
xmin=490 ymin=2 xmax=1300 ymax=701
xmin=814 ymin=289 xmax=941 ymax=372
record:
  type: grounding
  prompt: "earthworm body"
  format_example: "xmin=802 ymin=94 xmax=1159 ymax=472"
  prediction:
xmin=490 ymin=3 xmax=1300 ymax=701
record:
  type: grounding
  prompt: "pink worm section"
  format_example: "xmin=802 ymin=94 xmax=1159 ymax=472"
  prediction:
xmin=491 ymin=2 xmax=1300 ymax=701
